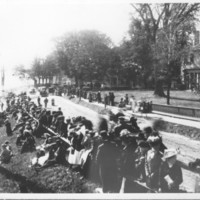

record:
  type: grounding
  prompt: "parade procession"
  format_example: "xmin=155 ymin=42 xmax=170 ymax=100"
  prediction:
xmin=0 ymin=90 xmax=192 ymax=193
xmin=1 ymin=1 xmax=200 ymax=196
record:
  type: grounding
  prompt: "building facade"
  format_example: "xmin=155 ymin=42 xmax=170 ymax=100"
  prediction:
xmin=182 ymin=29 xmax=200 ymax=90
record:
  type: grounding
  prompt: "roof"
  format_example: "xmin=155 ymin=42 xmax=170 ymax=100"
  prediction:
xmin=185 ymin=68 xmax=200 ymax=72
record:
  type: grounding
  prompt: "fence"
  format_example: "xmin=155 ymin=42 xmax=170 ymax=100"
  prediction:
xmin=152 ymin=103 xmax=200 ymax=118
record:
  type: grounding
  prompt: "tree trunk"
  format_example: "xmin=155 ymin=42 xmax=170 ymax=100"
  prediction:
xmin=167 ymin=83 xmax=170 ymax=105
xmin=75 ymin=76 xmax=78 ymax=87
xmin=154 ymin=79 xmax=166 ymax=97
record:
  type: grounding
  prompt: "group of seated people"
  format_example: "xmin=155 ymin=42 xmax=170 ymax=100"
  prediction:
xmin=0 ymin=92 xmax=183 ymax=193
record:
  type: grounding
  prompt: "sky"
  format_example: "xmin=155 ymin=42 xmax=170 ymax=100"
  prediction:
xmin=0 ymin=0 xmax=135 ymax=71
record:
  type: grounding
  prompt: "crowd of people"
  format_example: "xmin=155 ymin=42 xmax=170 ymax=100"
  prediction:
xmin=0 ymin=91 xmax=183 ymax=193
xmin=67 ymin=87 xmax=153 ymax=113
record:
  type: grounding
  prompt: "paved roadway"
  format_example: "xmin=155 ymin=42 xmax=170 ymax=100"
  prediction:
xmin=30 ymin=94 xmax=199 ymax=193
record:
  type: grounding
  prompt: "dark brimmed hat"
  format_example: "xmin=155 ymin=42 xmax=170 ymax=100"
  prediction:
xmin=135 ymin=132 xmax=145 ymax=141
xmin=130 ymin=116 xmax=137 ymax=122
xmin=100 ymin=130 xmax=108 ymax=138
xmin=143 ymin=126 xmax=153 ymax=134
xmin=138 ymin=140 xmax=150 ymax=148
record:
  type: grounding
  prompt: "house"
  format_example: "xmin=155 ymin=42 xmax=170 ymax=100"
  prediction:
xmin=182 ymin=29 xmax=200 ymax=90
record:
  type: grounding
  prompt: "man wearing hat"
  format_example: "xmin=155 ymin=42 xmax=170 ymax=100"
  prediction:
xmin=44 ymin=97 xmax=48 ymax=108
xmin=129 ymin=116 xmax=140 ymax=132
xmin=57 ymin=107 xmax=63 ymax=116
xmin=142 ymin=126 xmax=153 ymax=140
xmin=119 ymin=130 xmax=138 ymax=193
xmin=96 ymin=130 xmax=119 ymax=193
xmin=113 ymin=116 xmax=130 ymax=138
xmin=160 ymin=148 xmax=183 ymax=192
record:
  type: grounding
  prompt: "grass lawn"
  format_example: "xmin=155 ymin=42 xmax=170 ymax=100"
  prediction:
xmin=0 ymin=118 xmax=98 ymax=193
xmin=101 ymin=90 xmax=200 ymax=108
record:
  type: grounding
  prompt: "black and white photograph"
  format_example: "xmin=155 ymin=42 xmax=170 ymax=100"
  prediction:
xmin=0 ymin=0 xmax=200 ymax=198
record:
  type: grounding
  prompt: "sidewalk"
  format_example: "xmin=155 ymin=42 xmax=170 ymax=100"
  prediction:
xmin=82 ymin=98 xmax=200 ymax=129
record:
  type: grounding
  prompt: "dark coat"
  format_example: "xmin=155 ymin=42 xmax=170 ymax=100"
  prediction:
xmin=96 ymin=140 xmax=119 ymax=192
xmin=5 ymin=122 xmax=12 ymax=136
xmin=160 ymin=161 xmax=183 ymax=192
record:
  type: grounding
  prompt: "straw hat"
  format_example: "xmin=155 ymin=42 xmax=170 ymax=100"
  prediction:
xmin=120 ymin=129 xmax=131 ymax=138
xmin=163 ymin=148 xmax=178 ymax=159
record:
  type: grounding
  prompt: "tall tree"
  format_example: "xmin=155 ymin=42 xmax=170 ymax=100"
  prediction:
xmin=28 ymin=58 xmax=44 ymax=85
xmin=42 ymin=54 xmax=60 ymax=84
xmin=55 ymin=30 xmax=113 ymax=86
xmin=119 ymin=18 xmax=154 ymax=88
xmin=156 ymin=3 xmax=199 ymax=103
xmin=131 ymin=3 xmax=200 ymax=98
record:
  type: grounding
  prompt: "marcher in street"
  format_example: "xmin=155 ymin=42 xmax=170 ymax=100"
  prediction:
xmin=125 ymin=94 xmax=129 ymax=105
xmin=129 ymin=95 xmax=136 ymax=112
xmin=97 ymin=91 xmax=101 ymax=103
xmin=104 ymin=93 xmax=108 ymax=108
xmin=51 ymin=98 xmax=55 ymax=106
xmin=57 ymin=107 xmax=63 ymax=116
xmin=37 ymin=96 xmax=41 ymax=106
xmin=110 ymin=92 xmax=115 ymax=106
xmin=89 ymin=92 xmax=92 ymax=103
xmin=44 ymin=97 xmax=48 ymax=108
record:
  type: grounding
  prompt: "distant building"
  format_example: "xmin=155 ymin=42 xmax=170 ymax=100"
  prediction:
xmin=34 ymin=70 xmax=74 ymax=87
xmin=182 ymin=28 xmax=200 ymax=90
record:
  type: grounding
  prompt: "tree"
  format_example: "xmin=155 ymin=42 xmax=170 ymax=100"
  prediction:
xmin=55 ymin=30 xmax=114 ymax=86
xmin=131 ymin=3 xmax=200 ymax=98
xmin=155 ymin=3 xmax=199 ymax=103
xmin=42 ymin=54 xmax=60 ymax=84
xmin=28 ymin=58 xmax=44 ymax=86
xmin=119 ymin=18 xmax=154 ymax=89
xmin=131 ymin=4 xmax=166 ymax=91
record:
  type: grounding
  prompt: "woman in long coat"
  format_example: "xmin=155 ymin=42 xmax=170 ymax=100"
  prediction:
xmin=96 ymin=130 xmax=119 ymax=193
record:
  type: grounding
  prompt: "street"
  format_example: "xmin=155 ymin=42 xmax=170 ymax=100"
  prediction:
xmin=37 ymin=95 xmax=200 ymax=192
